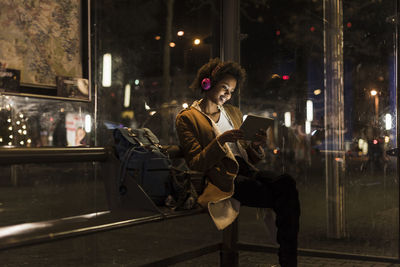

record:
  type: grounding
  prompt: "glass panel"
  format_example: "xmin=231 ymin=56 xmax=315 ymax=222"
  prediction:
xmin=0 ymin=96 xmax=94 ymax=147
xmin=0 ymin=162 xmax=103 ymax=227
xmin=95 ymin=0 xmax=220 ymax=146
xmin=239 ymin=0 xmax=398 ymax=257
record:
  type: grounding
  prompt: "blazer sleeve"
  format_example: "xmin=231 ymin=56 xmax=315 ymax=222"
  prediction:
xmin=175 ymin=113 xmax=227 ymax=172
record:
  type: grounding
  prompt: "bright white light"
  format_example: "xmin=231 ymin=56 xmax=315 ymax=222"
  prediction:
xmin=311 ymin=129 xmax=317 ymax=136
xmin=182 ymin=103 xmax=188 ymax=109
xmin=243 ymin=115 xmax=248 ymax=121
xmin=194 ymin=39 xmax=201 ymax=45
xmin=20 ymin=141 xmax=24 ymax=145
xmin=7 ymin=118 xmax=11 ymax=123
xmin=8 ymin=126 xmax=12 ymax=131
xmin=362 ymin=141 xmax=368 ymax=155
xmin=22 ymin=130 xmax=27 ymax=135
xmin=358 ymin=139 xmax=364 ymax=150
xmin=306 ymin=100 xmax=313 ymax=121
xmin=22 ymin=125 xmax=26 ymax=129
xmin=18 ymin=129 xmax=22 ymax=134
xmin=384 ymin=136 xmax=390 ymax=143
xmin=27 ymin=139 xmax=31 ymax=144
xmin=145 ymin=102 xmax=151 ymax=110
xmin=16 ymin=121 xmax=20 ymax=125
xmin=0 ymin=137 xmax=2 ymax=142
xmin=9 ymin=135 xmax=13 ymax=139
xmin=102 ymin=53 xmax=112 ymax=87
xmin=370 ymin=89 xmax=377 ymax=96
xmin=177 ymin=30 xmax=184 ymax=36
xmin=305 ymin=121 xmax=311 ymax=134
xmin=149 ymin=111 xmax=157 ymax=116
xmin=19 ymin=114 xmax=23 ymax=118
xmin=85 ymin=115 xmax=91 ymax=133
xmin=385 ymin=113 xmax=392 ymax=130
xmin=124 ymin=84 xmax=131 ymax=108
xmin=284 ymin=112 xmax=291 ymax=127
xmin=134 ymin=79 xmax=140 ymax=86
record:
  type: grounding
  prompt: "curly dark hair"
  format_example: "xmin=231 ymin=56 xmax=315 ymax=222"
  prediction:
xmin=189 ymin=58 xmax=246 ymax=92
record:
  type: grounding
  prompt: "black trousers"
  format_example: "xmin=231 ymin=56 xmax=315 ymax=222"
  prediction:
xmin=233 ymin=156 xmax=300 ymax=267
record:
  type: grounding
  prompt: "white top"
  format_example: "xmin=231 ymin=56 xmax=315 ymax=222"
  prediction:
xmin=216 ymin=110 xmax=242 ymax=157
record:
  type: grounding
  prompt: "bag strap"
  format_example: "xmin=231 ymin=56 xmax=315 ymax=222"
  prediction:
xmin=125 ymin=128 xmax=145 ymax=147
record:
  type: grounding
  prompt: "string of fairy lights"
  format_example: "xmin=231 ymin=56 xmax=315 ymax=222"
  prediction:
xmin=0 ymin=104 xmax=31 ymax=147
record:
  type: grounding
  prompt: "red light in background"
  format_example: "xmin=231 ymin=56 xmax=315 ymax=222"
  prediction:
xmin=373 ymin=139 xmax=378 ymax=144
xmin=50 ymin=117 xmax=54 ymax=122
xmin=282 ymin=75 xmax=290 ymax=80
xmin=310 ymin=26 xmax=315 ymax=32
xmin=276 ymin=30 xmax=281 ymax=36
xmin=347 ymin=22 xmax=352 ymax=28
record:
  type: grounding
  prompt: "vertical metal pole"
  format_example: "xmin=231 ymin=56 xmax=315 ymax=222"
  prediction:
xmin=221 ymin=0 xmax=240 ymax=106
xmin=323 ymin=0 xmax=346 ymax=239
xmin=220 ymin=219 xmax=238 ymax=267
xmin=220 ymin=0 xmax=240 ymax=266
xmin=396 ymin=0 xmax=400 ymax=259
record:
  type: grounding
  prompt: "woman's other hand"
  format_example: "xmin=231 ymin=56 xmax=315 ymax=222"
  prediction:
xmin=217 ymin=129 xmax=244 ymax=145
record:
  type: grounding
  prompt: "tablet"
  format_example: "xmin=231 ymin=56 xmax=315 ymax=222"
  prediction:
xmin=240 ymin=115 xmax=274 ymax=140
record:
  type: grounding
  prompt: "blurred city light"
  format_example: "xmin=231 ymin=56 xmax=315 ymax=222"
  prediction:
xmin=154 ymin=35 xmax=161 ymax=40
xmin=370 ymin=89 xmax=377 ymax=96
xmin=385 ymin=113 xmax=392 ymax=130
xmin=284 ymin=112 xmax=291 ymax=127
xmin=362 ymin=141 xmax=368 ymax=155
xmin=358 ymin=139 xmax=364 ymax=150
xmin=169 ymin=42 xmax=176 ymax=47
xmin=385 ymin=136 xmax=390 ymax=143
xmin=177 ymin=31 xmax=184 ymax=36
xmin=134 ymin=79 xmax=140 ymax=85
xmin=124 ymin=84 xmax=131 ymax=108
xmin=314 ymin=89 xmax=321 ymax=95
xmin=182 ymin=103 xmax=188 ymax=109
xmin=102 ymin=53 xmax=112 ymax=87
xmin=145 ymin=102 xmax=151 ymax=110
xmin=193 ymin=38 xmax=201 ymax=45
xmin=282 ymin=75 xmax=290 ymax=80
xmin=305 ymin=120 xmax=311 ymax=134
xmin=306 ymin=100 xmax=313 ymax=121
xmin=85 ymin=115 xmax=91 ymax=133
xmin=149 ymin=111 xmax=157 ymax=116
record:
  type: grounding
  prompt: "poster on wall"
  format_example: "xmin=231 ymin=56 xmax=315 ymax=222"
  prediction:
xmin=0 ymin=0 xmax=85 ymax=92
xmin=65 ymin=112 xmax=90 ymax=146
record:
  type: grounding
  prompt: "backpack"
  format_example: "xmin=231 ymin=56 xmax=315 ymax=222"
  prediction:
xmin=113 ymin=127 xmax=172 ymax=205
xmin=113 ymin=127 xmax=200 ymax=209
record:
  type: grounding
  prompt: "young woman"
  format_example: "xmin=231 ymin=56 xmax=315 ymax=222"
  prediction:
xmin=175 ymin=58 xmax=300 ymax=267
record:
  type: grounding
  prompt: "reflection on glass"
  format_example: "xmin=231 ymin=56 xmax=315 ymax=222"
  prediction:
xmin=0 ymin=96 xmax=93 ymax=147
xmin=96 ymin=0 xmax=220 ymax=146
xmin=240 ymin=0 xmax=398 ymax=258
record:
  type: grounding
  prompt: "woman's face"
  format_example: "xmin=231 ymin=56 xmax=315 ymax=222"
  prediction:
xmin=205 ymin=74 xmax=237 ymax=106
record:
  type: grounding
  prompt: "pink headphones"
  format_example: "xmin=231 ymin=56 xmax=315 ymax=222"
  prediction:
xmin=201 ymin=64 xmax=222 ymax=91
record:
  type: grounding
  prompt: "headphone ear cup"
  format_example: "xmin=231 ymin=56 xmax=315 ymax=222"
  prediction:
xmin=201 ymin=78 xmax=211 ymax=90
